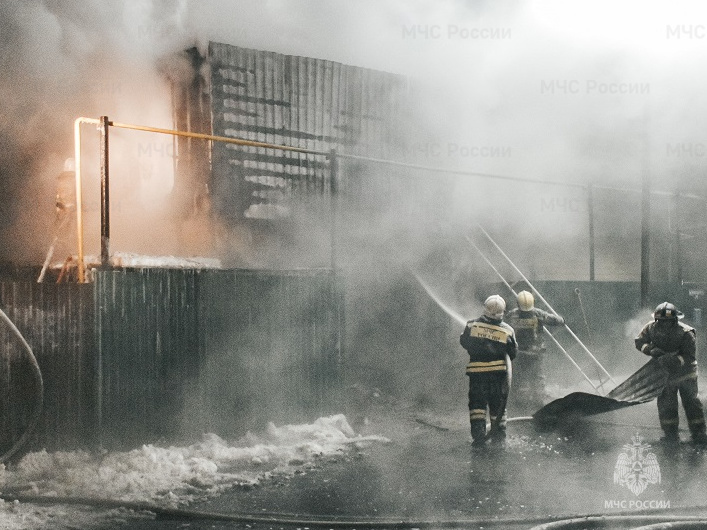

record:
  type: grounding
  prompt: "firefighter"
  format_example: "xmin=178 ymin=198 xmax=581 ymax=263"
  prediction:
xmin=460 ymin=295 xmax=518 ymax=447
xmin=635 ymin=302 xmax=707 ymax=445
xmin=505 ymin=290 xmax=565 ymax=412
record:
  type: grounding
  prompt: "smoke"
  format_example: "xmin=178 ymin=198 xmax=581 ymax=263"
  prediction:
xmin=2 ymin=0 xmax=707 ymax=268
xmin=0 ymin=0 xmax=192 ymax=263
xmin=7 ymin=6 xmax=707 ymax=521
xmin=2 ymin=0 xmax=707 ymax=420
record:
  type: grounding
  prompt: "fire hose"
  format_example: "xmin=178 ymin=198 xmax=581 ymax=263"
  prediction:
xmin=0 ymin=493 xmax=706 ymax=529
xmin=0 ymin=307 xmax=44 ymax=464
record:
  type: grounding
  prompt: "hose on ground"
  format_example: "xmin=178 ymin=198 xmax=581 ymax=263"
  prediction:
xmin=1 ymin=494 xmax=707 ymax=529
xmin=529 ymin=515 xmax=707 ymax=529
xmin=0 ymin=308 xmax=44 ymax=464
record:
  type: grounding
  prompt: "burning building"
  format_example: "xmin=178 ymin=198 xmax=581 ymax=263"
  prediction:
xmin=168 ymin=42 xmax=428 ymax=269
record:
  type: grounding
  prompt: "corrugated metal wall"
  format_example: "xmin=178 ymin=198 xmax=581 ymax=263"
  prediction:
xmin=94 ymin=269 xmax=201 ymax=447
xmin=93 ymin=267 xmax=342 ymax=448
xmin=0 ymin=268 xmax=342 ymax=453
xmin=191 ymin=269 xmax=342 ymax=435
xmin=0 ymin=282 xmax=95 ymax=453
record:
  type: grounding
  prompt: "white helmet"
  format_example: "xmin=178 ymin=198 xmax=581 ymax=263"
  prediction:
xmin=517 ymin=290 xmax=534 ymax=311
xmin=483 ymin=295 xmax=506 ymax=320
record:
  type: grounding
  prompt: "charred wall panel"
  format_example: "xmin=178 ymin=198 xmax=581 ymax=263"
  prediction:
xmin=207 ymin=42 xmax=410 ymax=222
xmin=0 ymin=281 xmax=95 ymax=453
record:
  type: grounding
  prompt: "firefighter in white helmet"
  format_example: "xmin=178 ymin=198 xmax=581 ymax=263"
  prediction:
xmin=505 ymin=290 xmax=565 ymax=413
xmin=460 ymin=294 xmax=517 ymax=447
xmin=635 ymin=302 xmax=707 ymax=445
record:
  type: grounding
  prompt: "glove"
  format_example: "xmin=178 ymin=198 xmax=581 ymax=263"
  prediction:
xmin=648 ymin=346 xmax=667 ymax=357
xmin=657 ymin=353 xmax=681 ymax=371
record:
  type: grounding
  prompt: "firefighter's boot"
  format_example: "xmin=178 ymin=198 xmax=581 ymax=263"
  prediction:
xmin=470 ymin=421 xmax=487 ymax=447
xmin=661 ymin=426 xmax=680 ymax=445
xmin=489 ymin=428 xmax=506 ymax=446
xmin=489 ymin=416 xmax=507 ymax=446
xmin=692 ymin=430 xmax=707 ymax=445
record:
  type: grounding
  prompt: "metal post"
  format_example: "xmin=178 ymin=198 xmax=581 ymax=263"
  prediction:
xmin=99 ymin=116 xmax=110 ymax=268
xmin=673 ymin=191 xmax=682 ymax=285
xmin=640 ymin=107 xmax=651 ymax=307
xmin=588 ymin=183 xmax=595 ymax=281
xmin=73 ymin=117 xmax=102 ymax=283
xmin=641 ymin=167 xmax=651 ymax=307
xmin=329 ymin=148 xmax=338 ymax=271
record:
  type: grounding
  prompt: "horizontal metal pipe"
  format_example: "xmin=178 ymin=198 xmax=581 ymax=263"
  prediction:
xmin=106 ymin=119 xmax=706 ymax=199
xmin=108 ymin=120 xmax=331 ymax=156
xmin=71 ymin=115 xmax=706 ymax=288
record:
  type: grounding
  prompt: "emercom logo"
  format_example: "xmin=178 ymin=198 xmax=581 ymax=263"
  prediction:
xmin=613 ymin=434 xmax=661 ymax=496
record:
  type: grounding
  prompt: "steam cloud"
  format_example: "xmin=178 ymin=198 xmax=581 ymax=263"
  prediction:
xmin=1 ymin=0 xmax=706 ymax=278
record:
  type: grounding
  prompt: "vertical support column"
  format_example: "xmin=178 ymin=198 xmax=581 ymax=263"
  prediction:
xmin=74 ymin=119 xmax=86 ymax=283
xmin=329 ymin=148 xmax=338 ymax=271
xmin=99 ymin=116 xmax=110 ymax=268
xmin=328 ymin=149 xmax=345 ymax=405
xmin=673 ymin=191 xmax=682 ymax=285
xmin=640 ymin=167 xmax=651 ymax=307
xmin=587 ymin=183 xmax=595 ymax=281
xmin=640 ymin=107 xmax=651 ymax=307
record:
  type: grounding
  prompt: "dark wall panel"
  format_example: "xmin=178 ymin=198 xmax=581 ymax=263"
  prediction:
xmin=0 ymin=281 xmax=95 ymax=453
xmin=192 ymin=269 xmax=343 ymax=436
xmin=208 ymin=42 xmax=410 ymax=222
xmin=94 ymin=268 xmax=342 ymax=447
xmin=94 ymin=268 xmax=201 ymax=448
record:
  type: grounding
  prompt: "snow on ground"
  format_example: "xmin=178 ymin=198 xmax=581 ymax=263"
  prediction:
xmin=0 ymin=414 xmax=388 ymax=530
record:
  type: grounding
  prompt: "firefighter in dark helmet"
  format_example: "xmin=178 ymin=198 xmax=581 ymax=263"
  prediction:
xmin=635 ymin=302 xmax=707 ymax=445
xmin=505 ymin=290 xmax=565 ymax=413
xmin=460 ymin=295 xmax=518 ymax=447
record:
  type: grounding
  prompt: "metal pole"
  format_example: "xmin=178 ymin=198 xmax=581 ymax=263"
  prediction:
xmin=673 ymin=191 xmax=682 ymax=285
xmin=641 ymin=171 xmax=651 ymax=307
xmin=329 ymin=149 xmax=338 ymax=271
xmin=100 ymin=116 xmax=110 ymax=268
xmin=588 ymin=183 xmax=595 ymax=281
xmin=73 ymin=117 xmax=101 ymax=283
xmin=640 ymin=107 xmax=651 ymax=307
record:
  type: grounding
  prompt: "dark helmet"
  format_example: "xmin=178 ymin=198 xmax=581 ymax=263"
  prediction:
xmin=653 ymin=302 xmax=684 ymax=321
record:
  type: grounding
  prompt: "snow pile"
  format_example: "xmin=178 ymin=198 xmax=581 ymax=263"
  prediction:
xmin=79 ymin=252 xmax=223 ymax=269
xmin=107 ymin=252 xmax=222 ymax=269
xmin=52 ymin=252 xmax=223 ymax=272
xmin=0 ymin=414 xmax=388 ymax=529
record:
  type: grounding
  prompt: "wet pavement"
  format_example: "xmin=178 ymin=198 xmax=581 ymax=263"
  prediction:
xmin=91 ymin=393 xmax=707 ymax=530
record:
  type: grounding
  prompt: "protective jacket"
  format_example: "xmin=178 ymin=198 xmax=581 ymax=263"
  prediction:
xmin=634 ymin=320 xmax=697 ymax=379
xmin=505 ymin=307 xmax=564 ymax=352
xmin=634 ymin=319 xmax=705 ymax=441
xmin=460 ymin=315 xmax=517 ymax=373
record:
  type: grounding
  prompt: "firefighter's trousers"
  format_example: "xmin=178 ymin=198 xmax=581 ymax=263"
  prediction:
xmin=468 ymin=371 xmax=508 ymax=442
xmin=657 ymin=373 xmax=706 ymax=438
